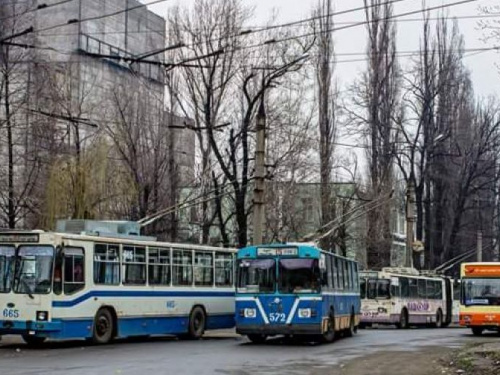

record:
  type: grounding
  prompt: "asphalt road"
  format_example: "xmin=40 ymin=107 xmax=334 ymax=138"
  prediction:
xmin=0 ymin=328 xmax=498 ymax=375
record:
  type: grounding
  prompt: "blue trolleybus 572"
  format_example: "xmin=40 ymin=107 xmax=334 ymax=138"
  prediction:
xmin=235 ymin=243 xmax=361 ymax=343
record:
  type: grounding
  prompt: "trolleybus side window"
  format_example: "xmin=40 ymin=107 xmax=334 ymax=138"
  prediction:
xmin=409 ymin=278 xmax=418 ymax=298
xmin=215 ymin=252 xmax=233 ymax=287
xmin=123 ymin=246 xmax=146 ymax=285
xmin=435 ymin=281 xmax=443 ymax=299
xmin=63 ymin=247 xmax=85 ymax=294
xmin=338 ymin=259 xmax=344 ymax=290
xmin=94 ymin=244 xmax=120 ymax=285
xmin=418 ymin=279 xmax=427 ymax=298
xmin=349 ymin=262 xmax=356 ymax=291
xmin=400 ymin=277 xmax=410 ymax=298
xmin=148 ymin=247 xmax=170 ymax=286
xmin=194 ymin=251 xmax=213 ymax=286
xmin=323 ymin=255 xmax=332 ymax=290
xmin=391 ymin=280 xmax=400 ymax=297
xmin=173 ymin=249 xmax=193 ymax=286
xmin=332 ymin=256 xmax=338 ymax=289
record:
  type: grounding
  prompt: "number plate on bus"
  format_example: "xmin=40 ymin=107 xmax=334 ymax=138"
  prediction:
xmin=269 ymin=313 xmax=287 ymax=323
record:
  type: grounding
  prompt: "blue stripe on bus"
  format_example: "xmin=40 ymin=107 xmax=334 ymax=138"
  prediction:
xmin=52 ymin=290 xmax=235 ymax=308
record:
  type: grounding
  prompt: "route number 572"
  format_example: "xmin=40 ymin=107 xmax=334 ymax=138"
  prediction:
xmin=269 ymin=312 xmax=286 ymax=323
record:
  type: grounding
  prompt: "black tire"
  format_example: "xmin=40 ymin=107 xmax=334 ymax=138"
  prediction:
xmin=471 ymin=327 xmax=484 ymax=336
xmin=345 ymin=314 xmax=355 ymax=337
xmin=397 ymin=309 xmax=409 ymax=329
xmin=322 ymin=310 xmax=336 ymax=343
xmin=187 ymin=306 xmax=206 ymax=339
xmin=92 ymin=308 xmax=115 ymax=345
xmin=435 ymin=309 xmax=443 ymax=329
xmin=248 ymin=334 xmax=267 ymax=344
xmin=22 ymin=335 xmax=46 ymax=346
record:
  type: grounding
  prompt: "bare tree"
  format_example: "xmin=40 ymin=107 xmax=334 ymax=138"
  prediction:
xmin=107 ymin=74 xmax=170 ymax=225
xmin=167 ymin=0 xmax=248 ymax=244
xmin=0 ymin=0 xmax=47 ymax=228
xmin=349 ymin=0 xmax=400 ymax=269
xmin=313 ymin=0 xmax=338 ymax=252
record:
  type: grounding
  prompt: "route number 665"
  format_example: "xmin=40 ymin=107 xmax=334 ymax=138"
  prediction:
xmin=3 ymin=308 xmax=19 ymax=318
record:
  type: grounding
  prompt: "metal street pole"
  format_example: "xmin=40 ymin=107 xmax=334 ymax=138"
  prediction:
xmin=477 ymin=230 xmax=483 ymax=262
xmin=252 ymin=96 xmax=266 ymax=246
xmin=406 ymin=177 xmax=416 ymax=268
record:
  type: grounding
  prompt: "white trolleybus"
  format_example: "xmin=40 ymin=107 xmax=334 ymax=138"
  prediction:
xmin=359 ymin=268 xmax=453 ymax=328
xmin=0 ymin=220 xmax=236 ymax=345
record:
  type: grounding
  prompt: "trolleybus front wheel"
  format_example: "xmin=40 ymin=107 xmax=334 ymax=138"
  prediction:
xmin=92 ymin=308 xmax=115 ymax=345
xmin=396 ymin=308 xmax=409 ymax=329
xmin=321 ymin=310 xmax=336 ymax=343
xmin=22 ymin=335 xmax=46 ymax=346
xmin=247 ymin=334 xmax=267 ymax=344
xmin=471 ymin=327 xmax=484 ymax=336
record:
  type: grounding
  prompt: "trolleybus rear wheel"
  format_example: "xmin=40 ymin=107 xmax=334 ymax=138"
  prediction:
xmin=22 ymin=335 xmax=46 ymax=346
xmin=188 ymin=306 xmax=206 ymax=339
xmin=345 ymin=313 xmax=356 ymax=337
xmin=92 ymin=308 xmax=115 ymax=345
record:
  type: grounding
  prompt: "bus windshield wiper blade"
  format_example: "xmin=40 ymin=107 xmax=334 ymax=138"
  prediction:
xmin=20 ymin=278 xmax=35 ymax=299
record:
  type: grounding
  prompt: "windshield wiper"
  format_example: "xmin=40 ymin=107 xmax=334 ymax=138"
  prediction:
xmin=20 ymin=278 xmax=35 ymax=299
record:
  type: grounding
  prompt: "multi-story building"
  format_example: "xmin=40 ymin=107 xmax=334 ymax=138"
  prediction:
xmin=0 ymin=0 xmax=194 ymax=230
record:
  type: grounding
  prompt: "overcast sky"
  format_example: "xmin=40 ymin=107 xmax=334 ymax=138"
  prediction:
xmin=146 ymin=0 xmax=500 ymax=98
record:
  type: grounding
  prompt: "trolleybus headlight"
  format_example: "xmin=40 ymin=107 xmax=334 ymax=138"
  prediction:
xmin=244 ymin=308 xmax=257 ymax=318
xmin=298 ymin=308 xmax=312 ymax=318
xmin=462 ymin=315 xmax=471 ymax=323
xmin=378 ymin=307 xmax=387 ymax=314
xmin=36 ymin=311 xmax=48 ymax=321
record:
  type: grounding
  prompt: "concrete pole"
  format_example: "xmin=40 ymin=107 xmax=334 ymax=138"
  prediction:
xmin=406 ymin=177 xmax=416 ymax=268
xmin=477 ymin=230 xmax=483 ymax=262
xmin=252 ymin=96 xmax=266 ymax=245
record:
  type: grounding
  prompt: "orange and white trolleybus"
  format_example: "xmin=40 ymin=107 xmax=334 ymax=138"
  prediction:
xmin=459 ymin=262 xmax=500 ymax=336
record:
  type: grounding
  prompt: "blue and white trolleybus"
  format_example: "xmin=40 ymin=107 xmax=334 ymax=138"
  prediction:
xmin=0 ymin=221 xmax=236 ymax=345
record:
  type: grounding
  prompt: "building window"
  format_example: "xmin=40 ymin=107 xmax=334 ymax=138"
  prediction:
xmin=215 ymin=253 xmax=233 ymax=287
xmin=172 ymin=249 xmax=192 ymax=286
xmin=94 ymin=244 xmax=120 ymax=285
xmin=123 ymin=246 xmax=146 ymax=285
xmin=194 ymin=252 xmax=213 ymax=286
xmin=148 ymin=248 xmax=170 ymax=286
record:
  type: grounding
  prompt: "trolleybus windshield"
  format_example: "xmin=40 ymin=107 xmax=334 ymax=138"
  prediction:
xmin=463 ymin=278 xmax=500 ymax=306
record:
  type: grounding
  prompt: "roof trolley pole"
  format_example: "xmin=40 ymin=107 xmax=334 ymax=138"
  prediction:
xmin=252 ymin=91 xmax=267 ymax=246
xmin=406 ymin=176 xmax=416 ymax=268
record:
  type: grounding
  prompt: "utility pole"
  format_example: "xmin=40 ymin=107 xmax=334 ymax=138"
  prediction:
xmin=477 ymin=230 xmax=483 ymax=262
xmin=406 ymin=176 xmax=416 ymax=268
xmin=252 ymin=94 xmax=267 ymax=245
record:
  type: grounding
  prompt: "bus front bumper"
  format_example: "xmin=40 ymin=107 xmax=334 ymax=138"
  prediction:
xmin=0 ymin=320 xmax=62 ymax=335
xmin=236 ymin=324 xmax=322 ymax=336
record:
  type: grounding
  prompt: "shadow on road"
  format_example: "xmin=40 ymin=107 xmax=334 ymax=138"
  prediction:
xmin=0 ymin=333 xmax=238 ymax=351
